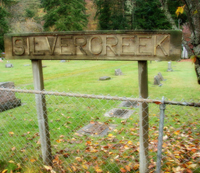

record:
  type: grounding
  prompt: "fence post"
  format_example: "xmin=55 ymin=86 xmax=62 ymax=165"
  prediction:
xmin=138 ymin=61 xmax=149 ymax=173
xmin=32 ymin=60 xmax=52 ymax=166
xmin=156 ymin=96 xmax=166 ymax=172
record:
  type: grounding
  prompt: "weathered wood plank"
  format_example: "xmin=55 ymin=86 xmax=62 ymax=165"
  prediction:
xmin=138 ymin=61 xmax=149 ymax=173
xmin=4 ymin=30 xmax=182 ymax=61
xmin=32 ymin=60 xmax=52 ymax=166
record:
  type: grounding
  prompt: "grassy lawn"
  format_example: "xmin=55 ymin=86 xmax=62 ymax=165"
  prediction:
xmin=0 ymin=59 xmax=199 ymax=99
xmin=0 ymin=59 xmax=200 ymax=172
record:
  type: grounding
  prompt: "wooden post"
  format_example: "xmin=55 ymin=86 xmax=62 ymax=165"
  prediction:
xmin=32 ymin=60 xmax=52 ymax=166
xmin=138 ymin=61 xmax=149 ymax=173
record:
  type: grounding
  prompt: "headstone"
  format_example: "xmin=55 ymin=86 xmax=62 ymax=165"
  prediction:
xmin=167 ymin=61 xmax=173 ymax=72
xmin=157 ymin=72 xmax=164 ymax=81
xmin=76 ymin=122 xmax=117 ymax=137
xmin=115 ymin=69 xmax=123 ymax=76
xmin=104 ymin=108 xmax=134 ymax=119
xmin=5 ymin=63 xmax=13 ymax=68
xmin=42 ymin=65 xmax=47 ymax=68
xmin=60 ymin=60 xmax=66 ymax=63
xmin=154 ymin=75 xmax=161 ymax=85
xmin=181 ymin=46 xmax=188 ymax=59
xmin=99 ymin=76 xmax=111 ymax=81
xmin=0 ymin=82 xmax=21 ymax=112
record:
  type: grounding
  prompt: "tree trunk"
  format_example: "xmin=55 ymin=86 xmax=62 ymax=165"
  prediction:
xmin=159 ymin=0 xmax=178 ymax=30
xmin=185 ymin=0 xmax=200 ymax=84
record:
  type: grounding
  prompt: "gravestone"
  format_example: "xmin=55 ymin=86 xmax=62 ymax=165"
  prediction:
xmin=0 ymin=82 xmax=21 ymax=112
xmin=167 ymin=61 xmax=173 ymax=72
xmin=154 ymin=75 xmax=161 ymax=85
xmin=104 ymin=108 xmax=134 ymax=119
xmin=157 ymin=72 xmax=164 ymax=81
xmin=76 ymin=122 xmax=116 ymax=137
xmin=5 ymin=63 xmax=13 ymax=68
xmin=99 ymin=76 xmax=111 ymax=81
xmin=115 ymin=69 xmax=123 ymax=76
xmin=60 ymin=60 xmax=66 ymax=63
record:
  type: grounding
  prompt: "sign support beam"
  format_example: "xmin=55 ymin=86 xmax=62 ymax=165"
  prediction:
xmin=138 ymin=60 xmax=149 ymax=173
xmin=32 ymin=60 xmax=52 ymax=166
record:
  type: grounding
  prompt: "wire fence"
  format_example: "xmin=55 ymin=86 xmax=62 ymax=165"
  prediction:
xmin=0 ymin=87 xmax=199 ymax=173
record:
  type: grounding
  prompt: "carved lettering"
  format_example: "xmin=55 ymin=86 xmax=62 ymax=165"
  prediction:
xmin=13 ymin=38 xmax=25 ymax=56
xmin=46 ymin=36 xmax=58 ymax=55
xmin=121 ymin=36 xmax=135 ymax=55
xmin=89 ymin=36 xmax=103 ymax=55
xmin=74 ymin=36 xmax=88 ymax=55
xmin=33 ymin=37 xmax=45 ymax=56
xmin=106 ymin=36 xmax=118 ymax=55
xmin=154 ymin=35 xmax=169 ymax=56
xmin=60 ymin=36 xmax=74 ymax=55
xmin=137 ymin=36 xmax=152 ymax=55
xmin=27 ymin=38 xmax=30 ymax=55
xmin=9 ymin=32 xmax=176 ymax=60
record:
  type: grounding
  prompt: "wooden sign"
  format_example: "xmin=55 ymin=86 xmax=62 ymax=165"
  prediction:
xmin=4 ymin=30 xmax=182 ymax=61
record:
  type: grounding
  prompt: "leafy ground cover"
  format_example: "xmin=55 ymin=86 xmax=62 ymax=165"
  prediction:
xmin=0 ymin=60 xmax=199 ymax=172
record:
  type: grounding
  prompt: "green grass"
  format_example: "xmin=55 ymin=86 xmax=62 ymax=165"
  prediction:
xmin=0 ymin=59 xmax=199 ymax=100
xmin=0 ymin=59 xmax=199 ymax=172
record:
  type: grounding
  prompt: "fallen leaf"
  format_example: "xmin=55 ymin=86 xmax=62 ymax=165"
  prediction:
xmin=63 ymin=153 xmax=70 ymax=158
xmin=120 ymin=167 xmax=127 ymax=173
xmin=190 ymin=55 xmax=197 ymax=63
xmin=75 ymin=157 xmax=82 ymax=162
xmin=30 ymin=158 xmax=36 ymax=162
xmin=187 ymin=164 xmax=197 ymax=169
xmin=95 ymin=168 xmax=103 ymax=173
xmin=86 ymin=141 xmax=92 ymax=145
xmin=82 ymin=164 xmax=88 ymax=170
xmin=8 ymin=160 xmax=15 ymax=163
xmin=67 ymin=167 xmax=72 ymax=172
xmin=11 ymin=147 xmax=16 ymax=151
xmin=125 ymin=165 xmax=131 ymax=171
xmin=9 ymin=132 xmax=14 ymax=135
xmin=2 ymin=169 xmax=8 ymax=173
xmin=44 ymin=165 xmax=52 ymax=171
xmin=133 ymin=163 xmax=139 ymax=170
xmin=108 ymin=134 xmax=113 ymax=137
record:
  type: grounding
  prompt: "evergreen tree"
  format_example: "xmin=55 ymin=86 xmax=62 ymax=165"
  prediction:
xmin=95 ymin=0 xmax=174 ymax=30
xmin=95 ymin=0 xmax=129 ymax=30
xmin=43 ymin=0 xmax=88 ymax=31
xmin=133 ymin=0 xmax=171 ymax=30
xmin=0 ymin=6 xmax=8 ymax=52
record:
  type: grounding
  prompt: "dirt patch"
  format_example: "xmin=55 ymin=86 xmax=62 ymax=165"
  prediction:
xmin=179 ymin=59 xmax=192 ymax=62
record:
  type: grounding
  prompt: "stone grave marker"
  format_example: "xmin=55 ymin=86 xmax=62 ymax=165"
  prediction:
xmin=157 ymin=72 xmax=164 ymax=81
xmin=104 ymin=108 xmax=134 ymax=119
xmin=115 ymin=69 xmax=123 ymax=76
xmin=167 ymin=61 xmax=173 ymax=72
xmin=0 ymin=82 xmax=21 ymax=112
xmin=154 ymin=75 xmax=161 ymax=85
xmin=76 ymin=121 xmax=116 ymax=137
xmin=99 ymin=76 xmax=111 ymax=81
xmin=60 ymin=60 xmax=66 ymax=63
xmin=5 ymin=63 xmax=13 ymax=68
